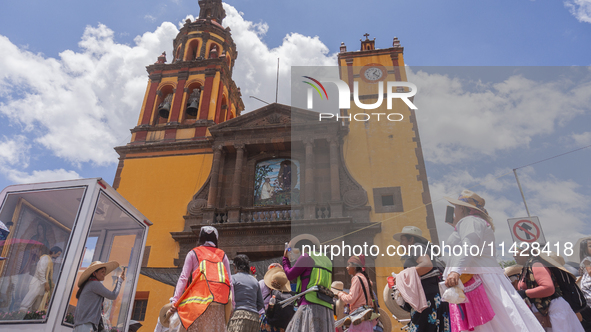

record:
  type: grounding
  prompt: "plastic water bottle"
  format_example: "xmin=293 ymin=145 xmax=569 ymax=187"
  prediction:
xmin=269 ymin=295 xmax=276 ymax=308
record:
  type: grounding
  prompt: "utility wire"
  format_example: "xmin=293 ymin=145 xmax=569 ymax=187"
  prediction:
xmin=320 ymin=143 xmax=591 ymax=245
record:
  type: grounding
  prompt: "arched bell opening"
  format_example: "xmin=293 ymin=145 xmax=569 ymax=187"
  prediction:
xmin=218 ymin=96 xmax=228 ymax=124
xmin=183 ymin=83 xmax=203 ymax=122
xmin=154 ymin=85 xmax=175 ymax=125
xmin=208 ymin=43 xmax=220 ymax=59
xmin=185 ymin=39 xmax=200 ymax=61
xmin=174 ymin=46 xmax=182 ymax=62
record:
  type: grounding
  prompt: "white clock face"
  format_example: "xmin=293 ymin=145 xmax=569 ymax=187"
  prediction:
xmin=364 ymin=67 xmax=383 ymax=81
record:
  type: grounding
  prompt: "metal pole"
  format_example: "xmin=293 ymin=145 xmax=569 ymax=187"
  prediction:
xmin=513 ymin=169 xmax=531 ymax=217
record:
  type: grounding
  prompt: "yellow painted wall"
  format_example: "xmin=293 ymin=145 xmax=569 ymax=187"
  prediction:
xmin=116 ymin=153 xmax=213 ymax=331
xmin=340 ymin=52 xmax=433 ymax=330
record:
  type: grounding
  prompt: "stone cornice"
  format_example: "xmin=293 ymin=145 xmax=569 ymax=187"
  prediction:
xmin=114 ymin=138 xmax=213 ymax=156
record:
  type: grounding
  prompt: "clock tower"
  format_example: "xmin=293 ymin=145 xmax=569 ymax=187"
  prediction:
xmin=338 ymin=35 xmax=438 ymax=325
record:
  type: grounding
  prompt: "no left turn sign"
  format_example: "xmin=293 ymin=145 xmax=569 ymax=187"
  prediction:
xmin=508 ymin=217 xmax=546 ymax=244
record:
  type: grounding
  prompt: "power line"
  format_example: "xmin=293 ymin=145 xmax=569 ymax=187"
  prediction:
xmin=320 ymin=143 xmax=591 ymax=245
xmin=515 ymin=144 xmax=591 ymax=170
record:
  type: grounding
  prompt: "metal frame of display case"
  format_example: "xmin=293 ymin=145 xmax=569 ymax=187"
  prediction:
xmin=0 ymin=178 xmax=152 ymax=331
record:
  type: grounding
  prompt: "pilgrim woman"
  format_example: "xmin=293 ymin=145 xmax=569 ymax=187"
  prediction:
xmin=443 ymin=190 xmax=544 ymax=332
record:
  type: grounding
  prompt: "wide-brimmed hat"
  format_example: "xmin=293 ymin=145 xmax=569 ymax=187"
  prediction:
xmin=158 ymin=303 xmax=173 ymax=328
xmin=377 ymin=307 xmax=393 ymax=332
xmin=288 ymin=234 xmax=321 ymax=251
xmin=539 ymin=252 xmax=572 ymax=276
xmin=392 ymin=226 xmax=429 ymax=244
xmin=445 ymin=190 xmax=493 ymax=224
xmin=382 ymin=283 xmax=410 ymax=320
xmin=504 ymin=264 xmax=523 ymax=278
xmin=78 ymin=261 xmax=119 ymax=287
xmin=331 ymin=281 xmax=344 ymax=293
xmin=264 ymin=267 xmax=290 ymax=292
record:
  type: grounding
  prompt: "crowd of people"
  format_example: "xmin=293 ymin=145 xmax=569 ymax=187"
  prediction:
xmin=154 ymin=190 xmax=591 ymax=332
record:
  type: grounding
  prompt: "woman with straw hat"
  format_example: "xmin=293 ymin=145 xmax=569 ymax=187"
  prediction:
xmin=73 ymin=260 xmax=125 ymax=332
xmin=261 ymin=266 xmax=294 ymax=332
xmin=282 ymin=234 xmax=334 ymax=332
xmin=515 ymin=248 xmax=584 ymax=331
xmin=443 ymin=190 xmax=544 ymax=332
xmin=392 ymin=226 xmax=450 ymax=332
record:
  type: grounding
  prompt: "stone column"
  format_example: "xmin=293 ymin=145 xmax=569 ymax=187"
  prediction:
xmin=328 ymin=137 xmax=343 ymax=217
xmin=228 ymin=144 xmax=245 ymax=222
xmin=207 ymin=145 xmax=223 ymax=208
xmin=231 ymin=144 xmax=245 ymax=206
xmin=303 ymin=139 xmax=316 ymax=219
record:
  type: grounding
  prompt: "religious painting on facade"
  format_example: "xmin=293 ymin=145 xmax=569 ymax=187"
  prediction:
xmin=254 ymin=159 xmax=300 ymax=206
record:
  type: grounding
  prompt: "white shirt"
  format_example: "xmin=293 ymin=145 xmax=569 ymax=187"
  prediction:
xmin=34 ymin=255 xmax=51 ymax=284
xmin=444 ymin=215 xmax=503 ymax=277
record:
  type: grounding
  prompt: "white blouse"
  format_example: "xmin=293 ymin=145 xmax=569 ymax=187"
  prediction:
xmin=443 ymin=215 xmax=503 ymax=277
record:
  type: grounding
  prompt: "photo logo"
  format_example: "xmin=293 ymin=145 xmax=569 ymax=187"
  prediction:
xmin=302 ymin=76 xmax=418 ymax=111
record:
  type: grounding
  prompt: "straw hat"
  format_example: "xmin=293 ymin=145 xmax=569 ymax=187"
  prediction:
xmin=392 ymin=226 xmax=429 ymax=244
xmin=288 ymin=234 xmax=321 ymax=251
xmin=331 ymin=281 xmax=344 ymax=293
xmin=264 ymin=267 xmax=290 ymax=292
xmin=377 ymin=307 xmax=392 ymax=332
xmin=382 ymin=283 xmax=410 ymax=320
xmin=158 ymin=303 xmax=173 ymax=328
xmin=539 ymin=252 xmax=572 ymax=276
xmin=444 ymin=190 xmax=493 ymax=224
xmin=78 ymin=261 xmax=119 ymax=287
xmin=504 ymin=264 xmax=523 ymax=278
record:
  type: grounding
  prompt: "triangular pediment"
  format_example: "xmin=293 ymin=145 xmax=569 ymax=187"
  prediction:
xmin=209 ymin=103 xmax=321 ymax=133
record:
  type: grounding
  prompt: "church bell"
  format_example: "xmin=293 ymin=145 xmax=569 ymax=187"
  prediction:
xmin=158 ymin=94 xmax=173 ymax=119
xmin=186 ymin=100 xmax=199 ymax=116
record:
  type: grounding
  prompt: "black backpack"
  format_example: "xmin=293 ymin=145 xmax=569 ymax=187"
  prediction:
xmin=550 ymin=266 xmax=587 ymax=313
xmin=266 ymin=289 xmax=295 ymax=329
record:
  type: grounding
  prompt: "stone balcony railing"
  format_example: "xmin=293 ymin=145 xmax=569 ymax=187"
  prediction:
xmin=211 ymin=204 xmax=332 ymax=224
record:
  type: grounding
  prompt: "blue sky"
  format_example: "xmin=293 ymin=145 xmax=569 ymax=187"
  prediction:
xmin=1 ymin=0 xmax=590 ymax=260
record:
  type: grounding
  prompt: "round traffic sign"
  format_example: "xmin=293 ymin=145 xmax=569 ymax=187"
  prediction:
xmin=513 ymin=219 xmax=540 ymax=243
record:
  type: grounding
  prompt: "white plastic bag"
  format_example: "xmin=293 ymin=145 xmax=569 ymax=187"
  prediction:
xmin=168 ymin=312 xmax=181 ymax=332
xmin=440 ymin=280 xmax=467 ymax=304
xmin=394 ymin=289 xmax=405 ymax=306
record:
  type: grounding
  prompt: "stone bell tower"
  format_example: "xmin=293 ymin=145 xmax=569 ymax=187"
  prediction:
xmin=338 ymin=35 xmax=438 ymax=328
xmin=127 ymin=0 xmax=243 ymax=147
xmin=112 ymin=1 xmax=244 ymax=329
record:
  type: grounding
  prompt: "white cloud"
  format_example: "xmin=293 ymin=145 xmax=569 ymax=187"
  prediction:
xmin=572 ymin=131 xmax=591 ymax=146
xmin=565 ymin=0 xmax=591 ymax=23
xmin=222 ymin=4 xmax=338 ymax=112
xmin=5 ymin=168 xmax=81 ymax=184
xmin=82 ymin=248 xmax=95 ymax=267
xmin=0 ymin=3 xmax=339 ymax=181
xmin=409 ymin=69 xmax=591 ymax=164
xmin=0 ymin=22 xmax=178 ymax=167
xmin=0 ymin=135 xmax=30 ymax=168
xmin=144 ymin=15 xmax=157 ymax=22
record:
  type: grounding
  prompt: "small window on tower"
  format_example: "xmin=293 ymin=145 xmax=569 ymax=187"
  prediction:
xmin=381 ymin=195 xmax=394 ymax=206
xmin=373 ymin=187 xmax=403 ymax=213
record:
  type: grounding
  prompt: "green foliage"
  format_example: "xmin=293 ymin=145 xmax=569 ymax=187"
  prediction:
xmin=500 ymin=260 xmax=516 ymax=268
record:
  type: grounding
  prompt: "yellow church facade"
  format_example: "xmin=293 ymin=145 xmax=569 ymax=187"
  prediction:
xmin=113 ymin=2 xmax=437 ymax=330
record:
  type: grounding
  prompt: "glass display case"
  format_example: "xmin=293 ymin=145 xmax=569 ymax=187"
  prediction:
xmin=0 ymin=178 xmax=151 ymax=331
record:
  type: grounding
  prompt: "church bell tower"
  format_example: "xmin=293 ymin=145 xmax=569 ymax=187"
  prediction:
xmin=338 ymin=35 xmax=438 ymax=327
xmin=128 ymin=0 xmax=243 ymax=148
xmin=112 ymin=1 xmax=244 ymax=329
